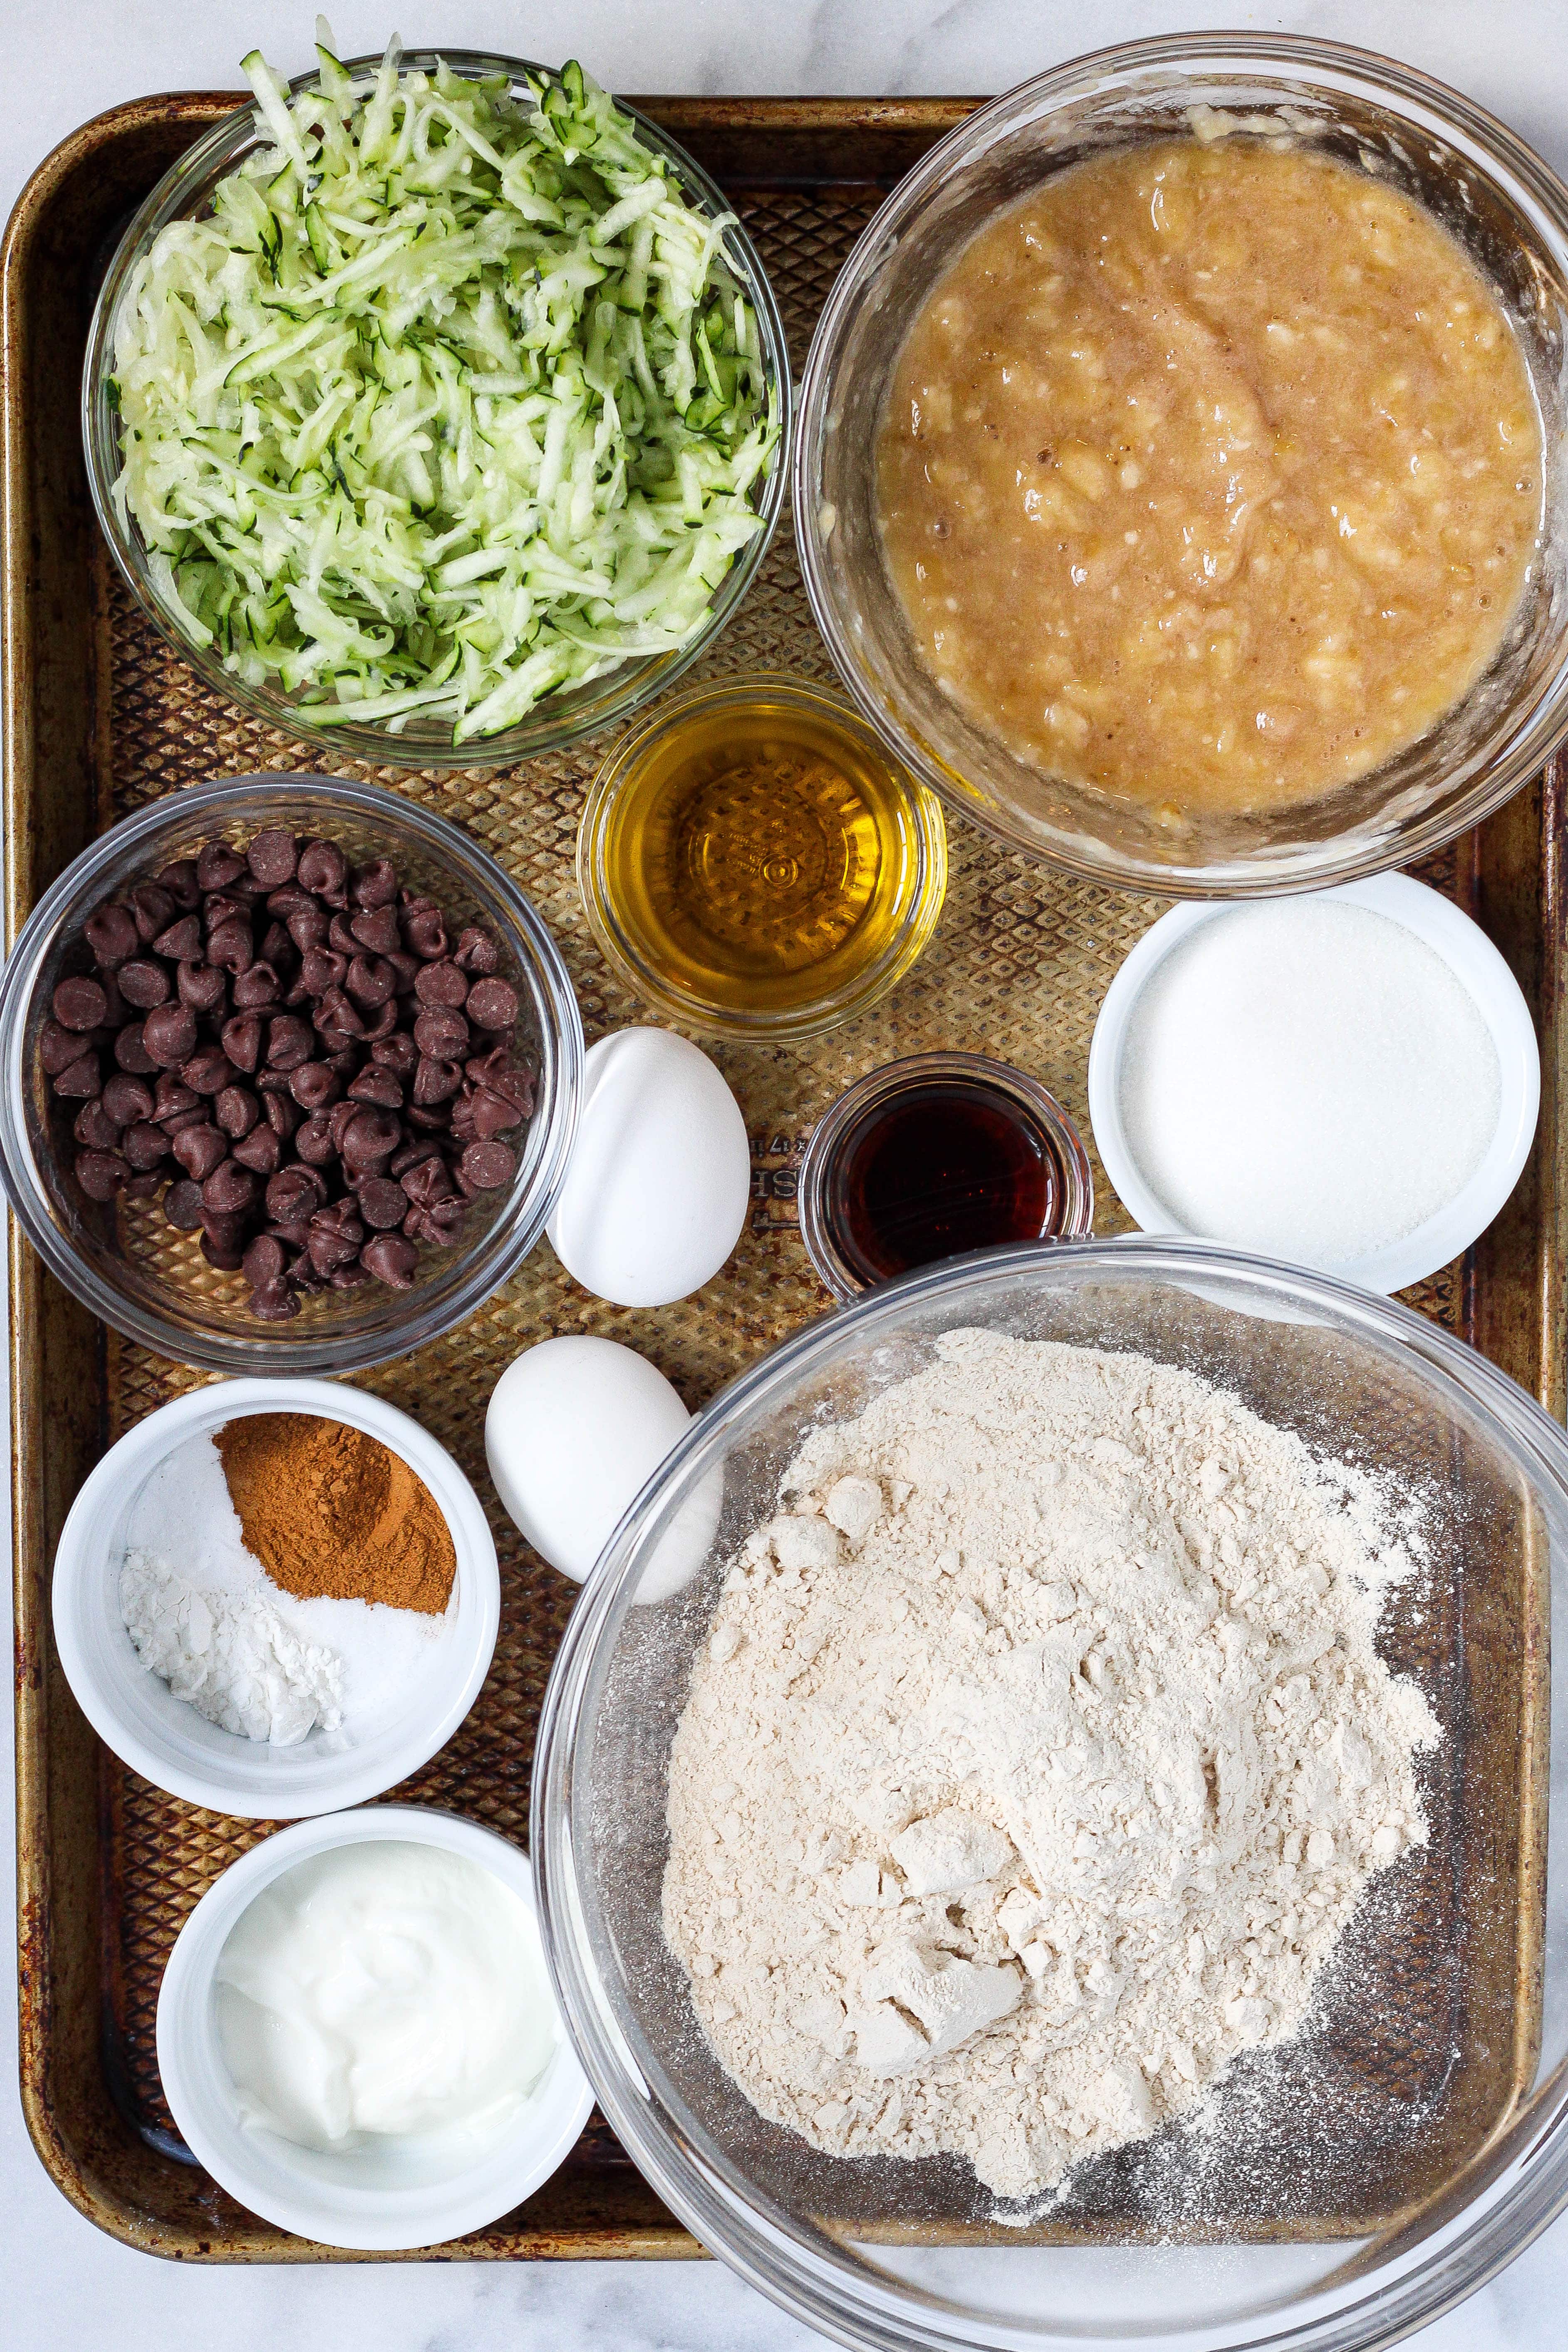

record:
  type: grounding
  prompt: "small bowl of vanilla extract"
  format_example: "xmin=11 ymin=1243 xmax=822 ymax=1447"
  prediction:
xmin=576 ymin=673 xmax=946 ymax=1040
xmin=799 ymin=1052 xmax=1094 ymax=1302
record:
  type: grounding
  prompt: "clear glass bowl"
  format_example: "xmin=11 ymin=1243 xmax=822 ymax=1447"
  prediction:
xmin=795 ymin=35 xmax=1568 ymax=895
xmin=81 ymin=52 xmax=791 ymax=771
xmin=576 ymin=674 xmax=948 ymax=1042
xmin=0 ymin=773 xmax=582 ymax=1374
xmin=535 ymin=1238 xmax=1568 ymax=2352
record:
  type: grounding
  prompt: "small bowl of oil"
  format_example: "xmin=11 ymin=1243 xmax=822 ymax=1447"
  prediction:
xmin=576 ymin=674 xmax=947 ymax=1041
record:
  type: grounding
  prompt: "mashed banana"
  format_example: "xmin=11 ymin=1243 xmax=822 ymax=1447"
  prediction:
xmin=876 ymin=140 xmax=1542 ymax=815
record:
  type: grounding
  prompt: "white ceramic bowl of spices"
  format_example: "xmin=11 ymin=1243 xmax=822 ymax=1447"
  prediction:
xmin=156 ymin=1805 xmax=593 ymax=2249
xmin=1087 ymin=875 xmax=1540 ymax=1295
xmin=52 ymin=1379 xmax=499 ymax=1817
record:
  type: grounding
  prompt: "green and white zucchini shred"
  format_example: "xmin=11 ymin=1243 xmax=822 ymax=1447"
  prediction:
xmin=108 ymin=37 xmax=780 ymax=740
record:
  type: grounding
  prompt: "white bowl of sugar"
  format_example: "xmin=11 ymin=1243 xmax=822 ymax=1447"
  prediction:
xmin=51 ymin=1378 xmax=499 ymax=1817
xmin=1087 ymin=875 xmax=1540 ymax=1296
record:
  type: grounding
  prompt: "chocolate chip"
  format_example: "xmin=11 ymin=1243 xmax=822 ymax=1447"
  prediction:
xmin=249 ymin=1277 xmax=300 ymax=1320
xmin=142 ymin=1002 xmax=198 ymax=1066
xmin=372 ymin=1031 xmax=419 ymax=1079
xmin=232 ymin=1124 xmax=283 ymax=1176
xmin=200 ymin=1228 xmax=246 ymax=1273
xmin=150 ymin=915 xmax=202 ymax=961
xmin=402 ymin=907 xmax=448 ymax=960
xmin=74 ymin=1149 xmax=127 ymax=1201
xmin=466 ymin=978 xmax=518 ymax=1030
xmin=415 ymin=959 xmax=468 ymax=1010
xmin=129 ymin=883 xmax=176 ymax=943
xmin=202 ymin=1159 xmax=256 ymax=1216
xmin=206 ymin=918 xmax=254 ymax=975
xmin=154 ymin=1074 xmax=199 ymax=1122
xmin=265 ymin=1013 xmax=314 ymax=1071
xmin=196 ymin=842 xmax=245 ymax=891
xmin=203 ymin=892 xmax=249 ymax=936
xmin=355 ymin=1174 xmax=409 ymax=1229
xmin=307 ymin=1224 xmax=362 ymax=1276
xmin=290 ymin=1062 xmax=341 ymax=1111
xmin=420 ymin=1196 xmax=468 ymax=1245
xmin=414 ymin=1007 xmax=469 ymax=1060
xmin=124 ymin=1171 xmax=164 ymax=1201
xmin=361 ymin=1232 xmax=419 ymax=1287
xmin=349 ymin=855 xmax=399 ymax=909
xmin=461 ymin=1139 xmax=516 ymax=1189
xmin=286 ymin=905 xmax=330 ymax=952
xmin=171 ymin=1123 xmax=226 ymax=1181
xmin=347 ymin=1065 xmax=403 ymax=1109
xmin=181 ymin=1045 xmax=235 ymax=1096
xmin=215 ymin=1084 xmax=258 ymax=1138
xmin=73 ymin=1101 xmax=122 ymax=1151
xmin=242 ymin=1233 xmax=287 ymax=1288
xmin=403 ymin=1156 xmax=454 ymax=1207
xmin=114 ymin=960 xmax=169 ymax=1011
xmin=221 ymin=1012 xmax=264 ymax=1073
xmin=113 ymin=1024 xmax=158 ymax=1076
xmin=160 ymin=1107 xmax=208 ymax=1137
xmin=297 ymin=840 xmax=347 ymax=899
xmin=265 ymin=1166 xmax=327 ymax=1224
xmin=412 ymin=1055 xmax=463 ymax=1107
xmin=84 ymin=904 xmax=139 ymax=966
xmin=390 ymin=1136 xmax=443 ymax=1179
xmin=330 ymin=1260 xmax=373 ymax=1290
xmin=163 ymin=1178 xmax=205 ymax=1230
xmin=40 ymin=1019 xmax=87 ymax=1074
xmin=264 ymin=1091 xmax=302 ymax=1140
xmin=231 ymin=961 xmax=280 ymax=1010
xmin=349 ymin=904 xmax=401 ymax=955
xmin=247 ymin=829 xmax=297 ymax=888
xmin=53 ymin=976 xmax=107 ymax=1031
xmin=123 ymin=1122 xmax=171 ymax=1170
xmin=342 ymin=1106 xmax=400 ymax=1166
xmin=177 ymin=959 xmax=228 ymax=1014
xmin=294 ymin=1113 xmax=337 ymax=1166
xmin=300 ymin=946 xmax=347 ymax=995
xmin=102 ymin=1074 xmax=155 ymax=1126
xmin=53 ymin=1053 xmax=101 ymax=1099
xmin=454 ymin=927 xmax=500 ymax=976
xmin=346 ymin=953 xmax=396 ymax=1008
xmin=470 ymin=1087 xmax=523 ymax=1139
xmin=157 ymin=860 xmax=201 ymax=909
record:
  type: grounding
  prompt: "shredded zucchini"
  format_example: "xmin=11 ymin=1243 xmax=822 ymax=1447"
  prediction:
xmin=108 ymin=31 xmax=780 ymax=740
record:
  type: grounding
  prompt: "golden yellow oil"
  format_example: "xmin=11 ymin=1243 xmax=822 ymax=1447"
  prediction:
xmin=596 ymin=690 xmax=934 ymax=1021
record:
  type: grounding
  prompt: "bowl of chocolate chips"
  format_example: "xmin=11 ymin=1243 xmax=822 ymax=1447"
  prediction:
xmin=0 ymin=775 xmax=583 ymax=1373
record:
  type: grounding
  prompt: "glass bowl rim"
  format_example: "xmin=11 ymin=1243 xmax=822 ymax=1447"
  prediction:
xmin=0 ymin=769 xmax=585 ymax=1375
xmin=793 ymin=29 xmax=1568 ymax=898
xmin=80 ymin=47 xmax=794 ymax=772
xmin=533 ymin=1232 xmax=1568 ymax=2352
xmin=575 ymin=669 xmax=949 ymax=1042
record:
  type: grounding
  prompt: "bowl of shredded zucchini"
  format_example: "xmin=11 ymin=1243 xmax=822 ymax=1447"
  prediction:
xmin=83 ymin=34 xmax=789 ymax=763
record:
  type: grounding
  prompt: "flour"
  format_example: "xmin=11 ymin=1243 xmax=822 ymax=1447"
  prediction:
xmin=120 ymin=1551 xmax=344 ymax=1745
xmin=662 ymin=1329 xmax=1439 ymax=2203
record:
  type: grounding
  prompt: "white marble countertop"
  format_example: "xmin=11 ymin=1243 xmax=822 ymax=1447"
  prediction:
xmin=5 ymin=2 xmax=1568 ymax=2344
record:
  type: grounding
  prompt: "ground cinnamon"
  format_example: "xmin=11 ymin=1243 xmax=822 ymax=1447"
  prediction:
xmin=216 ymin=1413 xmax=456 ymax=1615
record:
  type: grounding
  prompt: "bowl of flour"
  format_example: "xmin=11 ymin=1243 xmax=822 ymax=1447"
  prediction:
xmin=534 ymin=1237 xmax=1568 ymax=2352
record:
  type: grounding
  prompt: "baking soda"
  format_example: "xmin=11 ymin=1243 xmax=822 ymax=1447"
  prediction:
xmin=1117 ymin=903 xmax=1501 ymax=1265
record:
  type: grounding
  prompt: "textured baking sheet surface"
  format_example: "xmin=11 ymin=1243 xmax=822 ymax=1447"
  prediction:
xmin=97 ymin=173 xmax=1468 ymax=2170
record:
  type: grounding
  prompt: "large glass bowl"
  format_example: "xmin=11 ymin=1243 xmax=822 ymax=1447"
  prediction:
xmin=81 ymin=51 xmax=791 ymax=771
xmin=0 ymin=773 xmax=582 ymax=1375
xmin=795 ymin=35 xmax=1568 ymax=895
xmin=535 ymin=1238 xmax=1568 ymax=2352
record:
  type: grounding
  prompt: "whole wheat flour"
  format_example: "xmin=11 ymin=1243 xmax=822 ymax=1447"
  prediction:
xmin=662 ymin=1329 xmax=1439 ymax=2202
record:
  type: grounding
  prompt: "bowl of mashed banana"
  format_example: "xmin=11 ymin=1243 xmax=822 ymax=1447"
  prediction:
xmin=795 ymin=33 xmax=1568 ymax=893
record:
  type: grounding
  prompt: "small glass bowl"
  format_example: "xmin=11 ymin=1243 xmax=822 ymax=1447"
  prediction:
xmin=0 ymin=773 xmax=583 ymax=1376
xmin=795 ymin=34 xmax=1568 ymax=894
xmin=799 ymin=1050 xmax=1093 ymax=1299
xmin=81 ymin=52 xmax=791 ymax=771
xmin=577 ymin=675 xmax=947 ymax=1041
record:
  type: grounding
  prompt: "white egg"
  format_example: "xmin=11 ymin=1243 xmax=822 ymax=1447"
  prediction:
xmin=485 ymin=1334 xmax=721 ymax=1600
xmin=547 ymin=1028 xmax=751 ymax=1307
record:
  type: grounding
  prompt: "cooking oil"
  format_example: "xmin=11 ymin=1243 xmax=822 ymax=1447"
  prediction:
xmin=582 ymin=679 xmax=946 ymax=1035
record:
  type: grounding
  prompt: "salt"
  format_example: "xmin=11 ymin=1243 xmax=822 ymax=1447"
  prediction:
xmin=1117 ymin=902 xmax=1501 ymax=1266
xmin=121 ymin=1430 xmax=450 ymax=1742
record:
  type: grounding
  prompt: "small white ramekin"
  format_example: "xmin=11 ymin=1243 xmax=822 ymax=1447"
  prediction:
xmin=1087 ymin=874 xmax=1541 ymax=1296
xmin=52 ymin=1378 xmax=499 ymax=1818
xmin=156 ymin=1805 xmax=594 ymax=2249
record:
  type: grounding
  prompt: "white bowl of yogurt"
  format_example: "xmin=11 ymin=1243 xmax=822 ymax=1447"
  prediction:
xmin=51 ymin=1377 xmax=500 ymax=1817
xmin=156 ymin=1805 xmax=593 ymax=2249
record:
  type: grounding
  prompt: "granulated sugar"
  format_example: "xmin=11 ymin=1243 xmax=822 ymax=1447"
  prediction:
xmin=1117 ymin=902 xmax=1500 ymax=1265
xmin=662 ymin=1330 xmax=1438 ymax=2205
